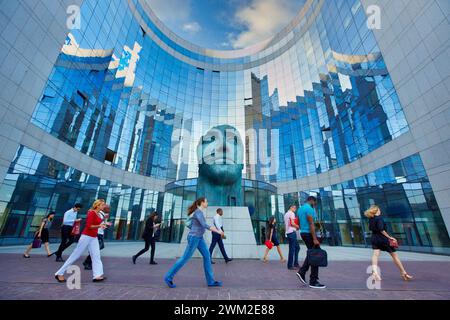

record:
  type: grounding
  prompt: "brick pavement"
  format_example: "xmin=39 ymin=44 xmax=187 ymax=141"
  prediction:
xmin=0 ymin=253 xmax=449 ymax=300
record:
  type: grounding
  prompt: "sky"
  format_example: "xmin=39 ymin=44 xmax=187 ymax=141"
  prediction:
xmin=145 ymin=0 xmax=306 ymax=50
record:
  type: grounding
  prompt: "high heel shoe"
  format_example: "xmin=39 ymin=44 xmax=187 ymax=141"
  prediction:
xmin=372 ymin=272 xmax=382 ymax=281
xmin=401 ymin=273 xmax=413 ymax=281
xmin=55 ymin=275 xmax=66 ymax=283
xmin=23 ymin=254 xmax=30 ymax=259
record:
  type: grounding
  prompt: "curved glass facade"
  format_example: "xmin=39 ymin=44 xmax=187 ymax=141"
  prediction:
xmin=0 ymin=0 xmax=448 ymax=254
xmin=30 ymin=0 xmax=407 ymax=182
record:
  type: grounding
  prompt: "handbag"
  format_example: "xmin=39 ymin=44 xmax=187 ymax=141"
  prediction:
xmin=71 ymin=220 xmax=81 ymax=236
xmin=307 ymin=247 xmax=328 ymax=267
xmin=32 ymin=237 xmax=42 ymax=249
xmin=265 ymin=240 xmax=274 ymax=249
xmin=290 ymin=217 xmax=299 ymax=227
xmin=389 ymin=238 xmax=399 ymax=249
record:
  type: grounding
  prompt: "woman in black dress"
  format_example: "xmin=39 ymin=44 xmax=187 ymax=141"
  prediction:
xmin=23 ymin=212 xmax=55 ymax=258
xmin=365 ymin=205 xmax=413 ymax=281
xmin=132 ymin=212 xmax=161 ymax=265
xmin=262 ymin=217 xmax=286 ymax=263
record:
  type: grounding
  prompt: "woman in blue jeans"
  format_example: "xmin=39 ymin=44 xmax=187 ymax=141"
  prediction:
xmin=164 ymin=197 xmax=224 ymax=288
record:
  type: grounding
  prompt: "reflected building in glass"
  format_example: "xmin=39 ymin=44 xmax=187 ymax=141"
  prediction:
xmin=0 ymin=0 xmax=449 ymax=254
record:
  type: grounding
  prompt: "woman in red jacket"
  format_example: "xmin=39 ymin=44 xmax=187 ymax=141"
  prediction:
xmin=55 ymin=199 xmax=110 ymax=283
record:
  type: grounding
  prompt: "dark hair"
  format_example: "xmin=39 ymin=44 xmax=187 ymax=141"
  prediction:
xmin=268 ymin=216 xmax=276 ymax=226
xmin=289 ymin=204 xmax=297 ymax=209
xmin=188 ymin=198 xmax=206 ymax=216
xmin=74 ymin=203 xmax=82 ymax=209
xmin=46 ymin=211 xmax=56 ymax=219
xmin=149 ymin=212 xmax=158 ymax=221
xmin=216 ymin=208 xmax=223 ymax=214
xmin=306 ymin=196 xmax=317 ymax=203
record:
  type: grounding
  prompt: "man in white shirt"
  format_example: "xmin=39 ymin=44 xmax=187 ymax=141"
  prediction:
xmin=209 ymin=208 xmax=232 ymax=264
xmin=53 ymin=203 xmax=83 ymax=262
xmin=284 ymin=204 xmax=300 ymax=270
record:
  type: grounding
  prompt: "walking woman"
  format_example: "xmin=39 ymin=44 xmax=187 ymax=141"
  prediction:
xmin=23 ymin=212 xmax=55 ymax=258
xmin=262 ymin=216 xmax=286 ymax=263
xmin=164 ymin=198 xmax=224 ymax=288
xmin=55 ymin=199 xmax=110 ymax=283
xmin=132 ymin=212 xmax=161 ymax=265
xmin=365 ymin=205 xmax=413 ymax=281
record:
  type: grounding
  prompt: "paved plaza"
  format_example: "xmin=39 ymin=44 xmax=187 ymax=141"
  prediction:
xmin=0 ymin=243 xmax=449 ymax=300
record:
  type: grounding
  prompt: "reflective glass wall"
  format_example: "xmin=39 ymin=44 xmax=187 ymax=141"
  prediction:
xmin=0 ymin=146 xmax=161 ymax=245
xmin=283 ymin=154 xmax=450 ymax=254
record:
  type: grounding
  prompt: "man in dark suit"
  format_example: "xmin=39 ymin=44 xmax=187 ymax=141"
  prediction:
xmin=132 ymin=212 xmax=161 ymax=265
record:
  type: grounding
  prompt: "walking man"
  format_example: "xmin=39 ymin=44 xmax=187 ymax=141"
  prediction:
xmin=209 ymin=208 xmax=232 ymax=264
xmin=296 ymin=196 xmax=326 ymax=289
xmin=284 ymin=204 xmax=300 ymax=270
xmin=53 ymin=203 xmax=82 ymax=262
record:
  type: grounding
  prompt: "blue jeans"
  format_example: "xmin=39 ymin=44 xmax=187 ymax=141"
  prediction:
xmin=165 ymin=235 xmax=216 ymax=285
xmin=286 ymin=232 xmax=300 ymax=268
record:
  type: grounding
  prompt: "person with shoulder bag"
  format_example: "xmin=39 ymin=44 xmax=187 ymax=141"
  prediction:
xmin=296 ymin=196 xmax=327 ymax=289
xmin=52 ymin=203 xmax=83 ymax=262
xmin=23 ymin=212 xmax=56 ymax=258
xmin=365 ymin=205 xmax=413 ymax=282
xmin=262 ymin=216 xmax=286 ymax=263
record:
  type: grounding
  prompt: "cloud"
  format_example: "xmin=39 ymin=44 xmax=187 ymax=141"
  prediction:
xmin=229 ymin=0 xmax=300 ymax=49
xmin=182 ymin=22 xmax=201 ymax=33
xmin=145 ymin=0 xmax=192 ymax=23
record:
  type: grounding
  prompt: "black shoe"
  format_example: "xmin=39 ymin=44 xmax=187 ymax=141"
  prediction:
xmin=296 ymin=272 xmax=307 ymax=285
xmin=288 ymin=267 xmax=297 ymax=270
xmin=211 ymin=261 xmax=216 ymax=264
xmin=23 ymin=254 xmax=30 ymax=259
xmin=150 ymin=261 xmax=157 ymax=265
xmin=55 ymin=275 xmax=66 ymax=283
xmin=93 ymin=277 xmax=107 ymax=283
xmin=132 ymin=255 xmax=137 ymax=264
xmin=294 ymin=265 xmax=300 ymax=268
xmin=309 ymin=282 xmax=326 ymax=289
xmin=225 ymin=259 xmax=233 ymax=264
xmin=55 ymin=257 xmax=65 ymax=262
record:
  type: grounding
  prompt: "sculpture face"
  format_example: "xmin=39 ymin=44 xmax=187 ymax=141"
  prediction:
xmin=197 ymin=125 xmax=244 ymax=185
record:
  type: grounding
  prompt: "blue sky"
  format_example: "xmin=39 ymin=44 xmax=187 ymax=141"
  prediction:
xmin=146 ymin=0 xmax=305 ymax=50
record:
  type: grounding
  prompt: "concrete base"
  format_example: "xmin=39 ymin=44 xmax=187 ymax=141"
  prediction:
xmin=177 ymin=206 xmax=259 ymax=259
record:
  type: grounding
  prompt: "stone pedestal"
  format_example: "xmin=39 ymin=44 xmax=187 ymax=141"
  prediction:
xmin=177 ymin=206 xmax=259 ymax=259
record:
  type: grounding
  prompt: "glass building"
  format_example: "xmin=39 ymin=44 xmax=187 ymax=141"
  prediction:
xmin=0 ymin=0 xmax=449 ymax=254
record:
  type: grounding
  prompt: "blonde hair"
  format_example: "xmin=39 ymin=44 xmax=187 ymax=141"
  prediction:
xmin=91 ymin=199 xmax=105 ymax=211
xmin=364 ymin=205 xmax=380 ymax=218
